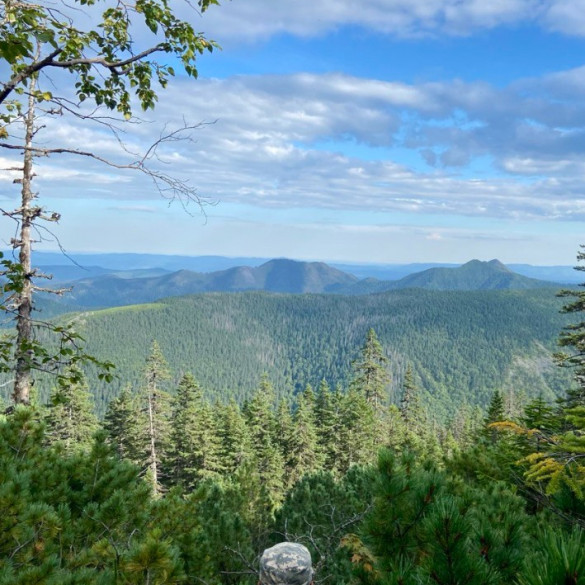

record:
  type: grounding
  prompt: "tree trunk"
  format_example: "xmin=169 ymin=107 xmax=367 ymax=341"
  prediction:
xmin=13 ymin=79 xmax=37 ymax=405
xmin=147 ymin=388 xmax=159 ymax=496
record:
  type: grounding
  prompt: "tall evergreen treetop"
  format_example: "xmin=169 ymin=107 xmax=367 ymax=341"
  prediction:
xmin=144 ymin=340 xmax=171 ymax=392
xmin=351 ymin=328 xmax=390 ymax=411
xmin=557 ymin=246 xmax=585 ymax=406
xmin=104 ymin=386 xmax=136 ymax=460
xmin=485 ymin=390 xmax=505 ymax=426
xmin=315 ymin=379 xmax=343 ymax=474
xmin=216 ymin=399 xmax=252 ymax=476
xmin=169 ymin=372 xmax=222 ymax=489
xmin=400 ymin=365 xmax=425 ymax=429
xmin=44 ymin=366 xmax=98 ymax=454
xmin=137 ymin=341 xmax=173 ymax=495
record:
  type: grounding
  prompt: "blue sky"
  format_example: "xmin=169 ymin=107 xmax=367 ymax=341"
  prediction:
xmin=2 ymin=0 xmax=585 ymax=265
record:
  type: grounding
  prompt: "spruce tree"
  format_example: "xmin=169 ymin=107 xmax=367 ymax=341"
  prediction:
xmin=288 ymin=385 xmax=324 ymax=485
xmin=44 ymin=366 xmax=98 ymax=454
xmin=485 ymin=390 xmax=505 ymax=425
xmin=243 ymin=374 xmax=286 ymax=512
xmin=337 ymin=385 xmax=376 ymax=474
xmin=556 ymin=245 xmax=585 ymax=400
xmin=484 ymin=390 xmax=506 ymax=444
xmin=400 ymin=365 xmax=425 ymax=429
xmin=135 ymin=340 xmax=173 ymax=495
xmin=315 ymin=379 xmax=342 ymax=474
xmin=215 ymin=399 xmax=252 ymax=476
xmin=103 ymin=385 xmax=137 ymax=460
xmin=169 ymin=372 xmax=222 ymax=490
xmin=275 ymin=397 xmax=294 ymax=465
xmin=350 ymin=328 xmax=390 ymax=411
xmin=399 ymin=365 xmax=434 ymax=453
xmin=522 ymin=395 xmax=558 ymax=452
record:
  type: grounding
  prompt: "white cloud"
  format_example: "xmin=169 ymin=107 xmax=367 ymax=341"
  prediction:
xmin=199 ymin=0 xmax=585 ymax=42
xmin=5 ymin=66 xmax=585 ymax=223
xmin=541 ymin=0 xmax=585 ymax=35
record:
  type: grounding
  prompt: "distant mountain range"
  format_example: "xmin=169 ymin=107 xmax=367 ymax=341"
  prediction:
xmin=6 ymin=250 xmax=581 ymax=284
xmin=359 ymin=259 xmax=556 ymax=293
xmin=38 ymin=257 xmax=562 ymax=309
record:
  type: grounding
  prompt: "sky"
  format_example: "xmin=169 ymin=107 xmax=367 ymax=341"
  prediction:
xmin=2 ymin=0 xmax=585 ymax=265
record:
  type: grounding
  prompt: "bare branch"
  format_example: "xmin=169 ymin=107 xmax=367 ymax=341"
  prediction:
xmin=51 ymin=45 xmax=165 ymax=72
xmin=0 ymin=121 xmax=215 ymax=209
xmin=221 ymin=546 xmax=259 ymax=577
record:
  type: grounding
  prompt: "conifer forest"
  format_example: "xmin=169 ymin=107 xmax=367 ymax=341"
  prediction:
xmin=3 ymin=1 xmax=585 ymax=584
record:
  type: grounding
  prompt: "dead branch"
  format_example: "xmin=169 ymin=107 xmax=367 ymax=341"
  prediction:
xmin=0 ymin=120 xmax=215 ymax=208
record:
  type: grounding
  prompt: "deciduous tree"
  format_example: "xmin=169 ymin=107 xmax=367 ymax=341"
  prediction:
xmin=0 ymin=0 xmax=222 ymax=405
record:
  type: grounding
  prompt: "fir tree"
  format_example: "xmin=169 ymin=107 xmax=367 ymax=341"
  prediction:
xmin=44 ymin=366 xmax=98 ymax=454
xmin=522 ymin=395 xmax=559 ymax=452
xmin=103 ymin=386 xmax=137 ymax=460
xmin=315 ymin=379 xmax=343 ymax=474
xmin=351 ymin=328 xmax=390 ymax=411
xmin=135 ymin=340 xmax=173 ymax=495
xmin=275 ymin=396 xmax=294 ymax=474
xmin=556 ymin=245 xmax=585 ymax=400
xmin=484 ymin=389 xmax=506 ymax=444
xmin=399 ymin=364 xmax=435 ymax=454
xmin=288 ymin=385 xmax=324 ymax=485
xmin=485 ymin=390 xmax=505 ymax=425
xmin=243 ymin=374 xmax=286 ymax=512
xmin=169 ymin=372 xmax=222 ymax=490
xmin=215 ymin=399 xmax=252 ymax=476
xmin=337 ymin=385 xmax=376 ymax=474
xmin=400 ymin=365 xmax=424 ymax=429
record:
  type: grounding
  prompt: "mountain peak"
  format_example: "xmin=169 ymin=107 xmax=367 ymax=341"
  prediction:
xmin=386 ymin=258 xmax=551 ymax=291
xmin=461 ymin=259 xmax=510 ymax=273
xmin=487 ymin=259 xmax=510 ymax=271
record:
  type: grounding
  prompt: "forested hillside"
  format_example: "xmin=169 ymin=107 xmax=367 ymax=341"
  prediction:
xmin=28 ymin=287 xmax=571 ymax=418
xmin=2 ymin=321 xmax=585 ymax=585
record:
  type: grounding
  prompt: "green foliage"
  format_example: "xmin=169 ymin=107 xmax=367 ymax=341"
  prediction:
xmin=1 ymin=254 xmax=116 ymax=399
xmin=44 ymin=366 xmax=99 ymax=454
xmin=286 ymin=385 xmax=324 ymax=484
xmin=0 ymin=406 xmax=191 ymax=583
xmin=507 ymin=251 xmax=585 ymax=502
xmin=337 ymin=385 xmax=377 ymax=474
xmin=556 ymin=246 xmax=585 ymax=393
xmin=315 ymin=379 xmax=343 ymax=473
xmin=103 ymin=385 xmax=136 ymax=459
xmin=485 ymin=390 xmax=505 ymax=426
xmin=215 ymin=398 xmax=252 ymax=476
xmin=359 ymin=450 xmax=534 ymax=585
xmin=169 ymin=373 xmax=223 ymax=489
xmin=351 ymin=328 xmax=390 ymax=411
xmin=276 ymin=467 xmax=377 ymax=584
xmin=243 ymin=375 xmax=286 ymax=514
xmin=0 ymin=0 xmax=221 ymax=120
xmin=33 ymin=288 xmax=571 ymax=418
xmin=517 ymin=527 xmax=585 ymax=585
xmin=188 ymin=481 xmax=256 ymax=585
